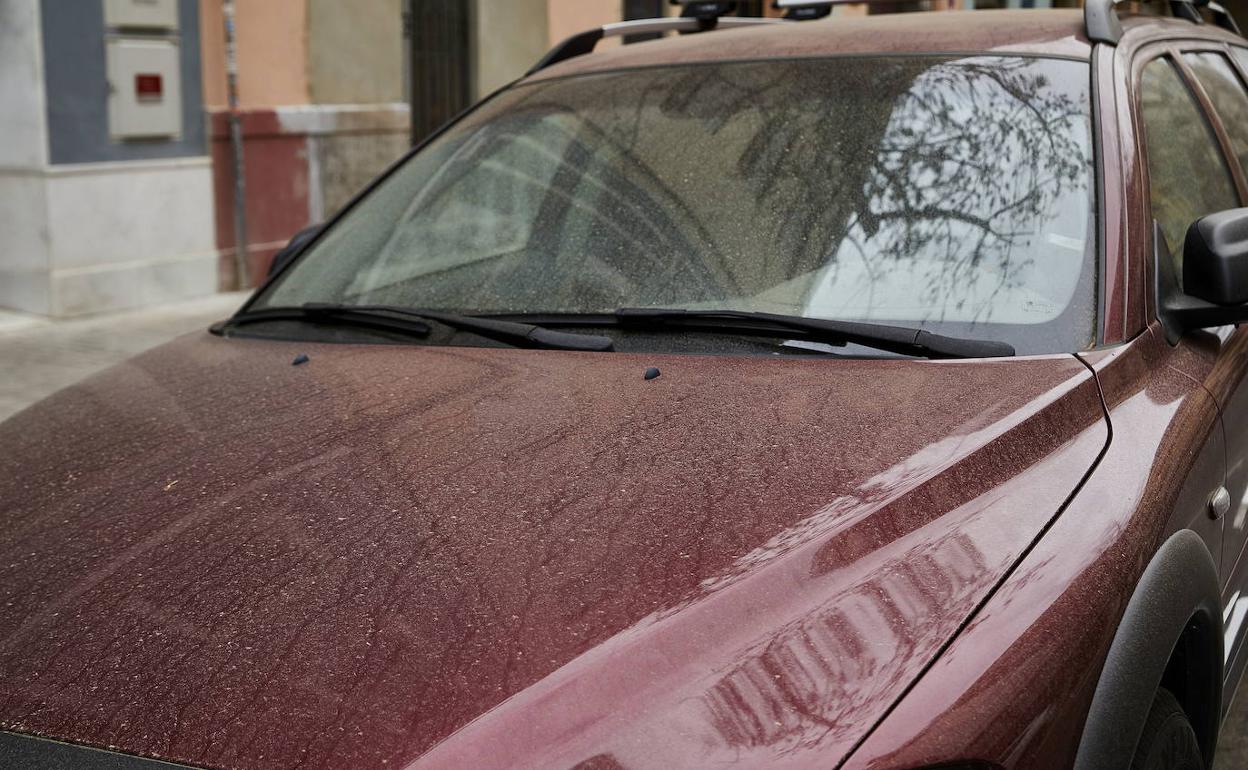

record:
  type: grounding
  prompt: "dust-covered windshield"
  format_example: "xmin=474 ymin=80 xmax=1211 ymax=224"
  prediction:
xmin=258 ymin=54 xmax=1096 ymax=355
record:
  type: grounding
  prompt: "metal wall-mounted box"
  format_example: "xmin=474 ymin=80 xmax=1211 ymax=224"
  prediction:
xmin=103 ymin=0 xmax=180 ymax=31
xmin=106 ymin=38 xmax=183 ymax=140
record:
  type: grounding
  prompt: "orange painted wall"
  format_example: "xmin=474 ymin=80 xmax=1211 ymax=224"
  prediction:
xmin=200 ymin=0 xmax=310 ymax=110
xmin=546 ymin=0 xmax=621 ymax=44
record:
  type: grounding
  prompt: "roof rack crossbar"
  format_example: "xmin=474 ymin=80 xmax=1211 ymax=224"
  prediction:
xmin=773 ymin=0 xmax=834 ymax=20
xmin=677 ymin=1 xmax=739 ymax=19
xmin=527 ymin=16 xmax=788 ymax=75
xmin=1196 ymin=0 xmax=1243 ymax=33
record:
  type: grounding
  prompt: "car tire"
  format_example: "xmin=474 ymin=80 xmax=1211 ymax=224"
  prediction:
xmin=1129 ymin=687 xmax=1204 ymax=770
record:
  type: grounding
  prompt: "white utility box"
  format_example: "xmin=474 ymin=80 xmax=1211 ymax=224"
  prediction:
xmin=107 ymin=37 xmax=183 ymax=140
xmin=103 ymin=0 xmax=180 ymax=31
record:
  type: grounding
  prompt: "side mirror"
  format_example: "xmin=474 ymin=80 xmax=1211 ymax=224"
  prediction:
xmin=267 ymin=224 xmax=322 ymax=279
xmin=1185 ymin=208 xmax=1248 ymax=305
xmin=1156 ymin=210 xmax=1248 ymax=343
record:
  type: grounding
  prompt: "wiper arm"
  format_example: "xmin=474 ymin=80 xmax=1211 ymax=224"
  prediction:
xmin=214 ymin=304 xmax=614 ymax=352
xmin=398 ymin=305 xmax=614 ymax=351
xmin=611 ymin=308 xmax=1014 ymax=359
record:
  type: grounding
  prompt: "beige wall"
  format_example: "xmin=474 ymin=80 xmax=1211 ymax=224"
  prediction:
xmin=474 ymin=0 xmax=549 ymax=97
xmin=308 ymin=0 xmax=404 ymax=104
xmin=199 ymin=1 xmax=790 ymax=110
xmin=200 ymin=0 xmax=309 ymax=109
xmin=473 ymin=0 xmax=631 ymax=98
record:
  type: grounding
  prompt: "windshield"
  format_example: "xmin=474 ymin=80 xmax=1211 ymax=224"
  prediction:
xmin=257 ymin=54 xmax=1096 ymax=355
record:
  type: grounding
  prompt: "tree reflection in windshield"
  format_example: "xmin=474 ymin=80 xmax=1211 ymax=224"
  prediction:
xmin=645 ymin=56 xmax=1090 ymax=329
xmin=261 ymin=55 xmax=1094 ymax=354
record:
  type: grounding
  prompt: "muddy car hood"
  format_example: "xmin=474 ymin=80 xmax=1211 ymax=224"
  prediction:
xmin=0 ymin=334 xmax=1107 ymax=770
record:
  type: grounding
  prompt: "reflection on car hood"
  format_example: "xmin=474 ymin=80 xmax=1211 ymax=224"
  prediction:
xmin=0 ymin=334 xmax=1107 ymax=770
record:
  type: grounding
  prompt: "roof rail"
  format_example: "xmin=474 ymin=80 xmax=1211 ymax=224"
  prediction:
xmin=1083 ymin=0 xmax=1127 ymax=43
xmin=530 ymin=0 xmax=1242 ymax=75
xmin=780 ymin=0 xmax=1241 ymax=44
xmin=1086 ymin=0 xmax=1241 ymax=44
xmin=527 ymin=13 xmax=787 ymax=76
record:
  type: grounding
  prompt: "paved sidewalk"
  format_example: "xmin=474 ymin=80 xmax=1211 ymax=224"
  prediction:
xmin=1221 ymin=701 xmax=1248 ymax=770
xmin=0 ymin=292 xmax=249 ymax=422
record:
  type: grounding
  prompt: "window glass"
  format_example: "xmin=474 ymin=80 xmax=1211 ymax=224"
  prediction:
xmin=262 ymin=56 xmax=1096 ymax=354
xmin=1184 ymin=52 xmax=1248 ymax=176
xmin=1235 ymin=47 xmax=1248 ymax=80
xmin=1140 ymin=57 xmax=1238 ymax=268
xmin=381 ymin=116 xmax=576 ymax=280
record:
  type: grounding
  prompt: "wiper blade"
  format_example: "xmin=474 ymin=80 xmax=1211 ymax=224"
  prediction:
xmin=212 ymin=304 xmax=434 ymax=340
xmin=486 ymin=309 xmax=1011 ymax=358
xmin=613 ymin=308 xmax=1013 ymax=359
xmin=214 ymin=304 xmax=614 ymax=352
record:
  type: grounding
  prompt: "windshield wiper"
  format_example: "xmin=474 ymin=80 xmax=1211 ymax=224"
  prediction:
xmin=613 ymin=308 xmax=1013 ymax=359
xmin=213 ymin=303 xmax=614 ymax=352
xmin=486 ymin=308 xmax=1014 ymax=359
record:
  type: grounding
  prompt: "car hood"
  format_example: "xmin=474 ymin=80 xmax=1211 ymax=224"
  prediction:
xmin=0 ymin=334 xmax=1107 ymax=770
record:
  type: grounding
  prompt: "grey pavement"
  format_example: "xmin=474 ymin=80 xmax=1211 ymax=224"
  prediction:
xmin=1 ymin=291 xmax=1247 ymax=767
xmin=0 ymin=291 xmax=248 ymax=422
xmin=1219 ymin=691 xmax=1248 ymax=770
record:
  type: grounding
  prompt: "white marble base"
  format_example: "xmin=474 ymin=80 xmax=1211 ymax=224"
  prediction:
xmin=0 ymin=157 xmax=218 ymax=317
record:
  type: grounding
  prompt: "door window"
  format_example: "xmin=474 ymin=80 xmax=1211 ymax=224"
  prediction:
xmin=1184 ymin=52 xmax=1248 ymax=176
xmin=1139 ymin=57 xmax=1239 ymax=269
xmin=1234 ymin=47 xmax=1248 ymax=83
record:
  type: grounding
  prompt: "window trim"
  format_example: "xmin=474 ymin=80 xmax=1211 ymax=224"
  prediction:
xmin=1093 ymin=44 xmax=1118 ymax=346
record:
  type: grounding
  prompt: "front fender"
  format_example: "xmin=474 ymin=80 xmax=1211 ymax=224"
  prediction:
xmin=1074 ymin=528 xmax=1222 ymax=769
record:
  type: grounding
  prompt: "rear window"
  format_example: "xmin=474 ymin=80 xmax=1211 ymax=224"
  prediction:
xmin=260 ymin=55 xmax=1096 ymax=355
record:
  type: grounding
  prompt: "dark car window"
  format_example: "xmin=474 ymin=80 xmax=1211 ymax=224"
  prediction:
xmin=1140 ymin=57 xmax=1239 ymax=269
xmin=1184 ymin=52 xmax=1248 ymax=177
xmin=258 ymin=55 xmax=1096 ymax=355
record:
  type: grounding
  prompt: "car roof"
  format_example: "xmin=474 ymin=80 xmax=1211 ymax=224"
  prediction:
xmin=525 ymin=9 xmax=1241 ymax=83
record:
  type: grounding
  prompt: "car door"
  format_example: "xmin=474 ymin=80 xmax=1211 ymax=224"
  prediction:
xmin=1146 ymin=42 xmax=1248 ymax=680
xmin=1174 ymin=45 xmax=1248 ymax=587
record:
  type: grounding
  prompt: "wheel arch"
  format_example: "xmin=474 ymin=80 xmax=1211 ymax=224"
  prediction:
xmin=1074 ymin=528 xmax=1223 ymax=769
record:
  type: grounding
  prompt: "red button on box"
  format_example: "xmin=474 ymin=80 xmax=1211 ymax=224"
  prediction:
xmin=135 ymin=73 xmax=163 ymax=102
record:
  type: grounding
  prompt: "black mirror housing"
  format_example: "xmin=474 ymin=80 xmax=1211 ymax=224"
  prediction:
xmin=1156 ymin=215 xmax=1248 ymax=344
xmin=1184 ymin=208 xmax=1248 ymax=306
xmin=267 ymin=224 xmax=322 ymax=279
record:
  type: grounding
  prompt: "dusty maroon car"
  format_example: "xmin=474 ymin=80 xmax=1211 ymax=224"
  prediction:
xmin=8 ymin=2 xmax=1248 ymax=769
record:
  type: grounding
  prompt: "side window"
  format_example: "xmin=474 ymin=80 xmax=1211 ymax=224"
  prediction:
xmin=1139 ymin=57 xmax=1239 ymax=269
xmin=1184 ymin=52 xmax=1248 ymax=176
xmin=1235 ymin=48 xmax=1248 ymax=83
